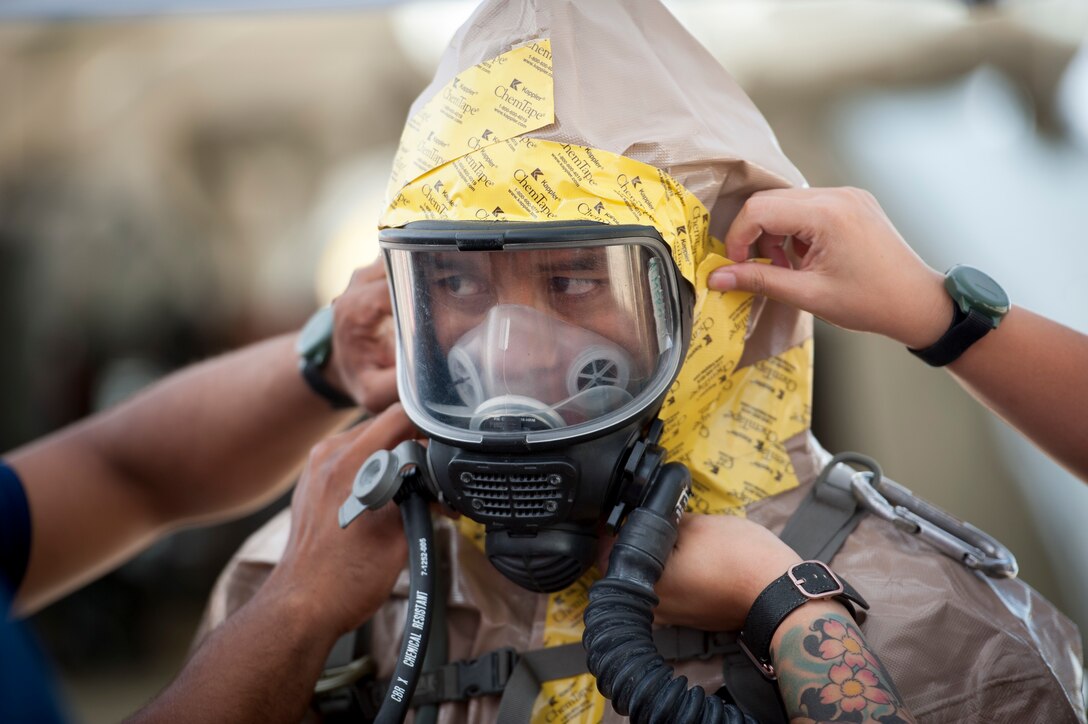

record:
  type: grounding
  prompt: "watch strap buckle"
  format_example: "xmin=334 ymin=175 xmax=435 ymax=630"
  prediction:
xmin=788 ymin=560 xmax=845 ymax=600
xmin=736 ymin=635 xmax=777 ymax=681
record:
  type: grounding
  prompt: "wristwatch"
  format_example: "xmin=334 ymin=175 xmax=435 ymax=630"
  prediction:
xmin=908 ymin=265 xmax=1010 ymax=367
xmin=297 ymin=305 xmax=356 ymax=409
xmin=738 ymin=560 xmax=869 ymax=680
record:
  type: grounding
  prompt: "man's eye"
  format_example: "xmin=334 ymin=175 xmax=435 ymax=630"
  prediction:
xmin=550 ymin=277 xmax=601 ymax=296
xmin=438 ymin=274 xmax=486 ymax=297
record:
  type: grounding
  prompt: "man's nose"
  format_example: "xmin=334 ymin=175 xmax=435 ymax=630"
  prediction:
xmin=485 ymin=311 xmax=567 ymax=399
xmin=494 ymin=281 xmax=544 ymax=308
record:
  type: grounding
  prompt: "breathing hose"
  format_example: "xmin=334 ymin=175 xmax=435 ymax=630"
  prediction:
xmin=583 ymin=462 xmax=758 ymax=724
xmin=373 ymin=485 xmax=436 ymax=724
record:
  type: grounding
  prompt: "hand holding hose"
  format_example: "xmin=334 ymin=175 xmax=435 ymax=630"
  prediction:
xmin=652 ymin=514 xmax=803 ymax=632
xmin=270 ymin=404 xmax=416 ymax=636
xmin=597 ymin=514 xmax=802 ymax=632
xmin=130 ymin=405 xmax=418 ymax=723
xmin=589 ymin=480 xmax=914 ymax=724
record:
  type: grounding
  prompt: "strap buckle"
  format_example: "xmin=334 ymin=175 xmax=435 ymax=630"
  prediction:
xmin=736 ymin=636 xmax=777 ymax=681
xmin=412 ymin=647 xmax=519 ymax=706
xmin=787 ymin=560 xmax=844 ymax=599
xmin=850 ymin=469 xmax=1018 ymax=578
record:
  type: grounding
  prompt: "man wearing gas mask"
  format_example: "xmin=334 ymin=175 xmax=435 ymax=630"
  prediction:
xmin=198 ymin=1 xmax=1084 ymax=722
xmin=380 ymin=223 xmax=685 ymax=593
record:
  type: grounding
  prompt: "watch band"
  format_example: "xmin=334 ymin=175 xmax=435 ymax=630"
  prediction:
xmin=738 ymin=561 xmax=869 ymax=680
xmin=908 ymin=304 xmax=995 ymax=367
xmin=300 ymin=359 xmax=356 ymax=409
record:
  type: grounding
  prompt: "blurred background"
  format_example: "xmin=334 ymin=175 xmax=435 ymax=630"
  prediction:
xmin=1 ymin=0 xmax=1086 ymax=720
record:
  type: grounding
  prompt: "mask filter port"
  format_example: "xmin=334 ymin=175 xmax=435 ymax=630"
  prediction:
xmin=567 ymin=345 xmax=631 ymax=394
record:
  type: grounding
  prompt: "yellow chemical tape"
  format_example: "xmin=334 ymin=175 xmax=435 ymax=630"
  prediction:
xmin=386 ymin=39 xmax=556 ymax=199
xmin=683 ymin=338 xmax=812 ymax=513
xmin=535 ymin=571 xmax=607 ymax=724
xmin=657 ymin=255 xmax=813 ymax=515
xmin=456 ymin=516 xmax=487 ymax=554
xmin=382 ymin=136 xmax=710 ymax=285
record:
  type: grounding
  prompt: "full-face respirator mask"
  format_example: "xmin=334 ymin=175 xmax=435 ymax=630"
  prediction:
xmin=360 ymin=220 xmax=692 ymax=593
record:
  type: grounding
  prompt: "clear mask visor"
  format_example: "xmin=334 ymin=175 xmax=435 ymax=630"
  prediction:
xmin=385 ymin=240 xmax=681 ymax=442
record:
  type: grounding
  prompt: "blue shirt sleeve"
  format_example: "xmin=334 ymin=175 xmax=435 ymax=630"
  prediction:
xmin=0 ymin=585 xmax=68 ymax=724
xmin=0 ymin=462 xmax=32 ymax=597
xmin=0 ymin=464 xmax=67 ymax=722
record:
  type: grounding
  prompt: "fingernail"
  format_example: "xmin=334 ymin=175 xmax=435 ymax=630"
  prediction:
xmin=708 ymin=270 xmax=736 ymax=291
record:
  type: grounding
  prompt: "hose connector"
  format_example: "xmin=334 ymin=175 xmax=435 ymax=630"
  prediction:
xmin=339 ymin=440 xmax=427 ymax=528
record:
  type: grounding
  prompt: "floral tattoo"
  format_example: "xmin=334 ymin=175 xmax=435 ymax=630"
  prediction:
xmin=772 ymin=614 xmax=915 ymax=724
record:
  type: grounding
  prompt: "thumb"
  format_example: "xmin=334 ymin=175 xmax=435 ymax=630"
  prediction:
xmin=707 ymin=262 xmax=811 ymax=309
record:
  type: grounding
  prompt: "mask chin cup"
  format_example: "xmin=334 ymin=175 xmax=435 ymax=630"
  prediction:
xmin=424 ymin=386 xmax=635 ymax=433
xmin=485 ymin=526 xmax=598 ymax=593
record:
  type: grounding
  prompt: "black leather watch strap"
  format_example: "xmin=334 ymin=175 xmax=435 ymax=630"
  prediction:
xmin=738 ymin=561 xmax=868 ymax=680
xmin=301 ymin=360 xmax=356 ymax=409
xmin=908 ymin=304 xmax=995 ymax=368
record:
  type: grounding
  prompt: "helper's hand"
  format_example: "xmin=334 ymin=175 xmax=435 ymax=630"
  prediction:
xmin=707 ymin=187 xmax=953 ymax=350
xmin=266 ymin=404 xmax=416 ymax=637
xmin=652 ymin=514 xmax=801 ymax=632
xmin=326 ymin=260 xmax=399 ymax=413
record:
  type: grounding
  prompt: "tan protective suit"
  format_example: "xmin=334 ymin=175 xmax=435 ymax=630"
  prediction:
xmin=198 ymin=1 xmax=1085 ymax=721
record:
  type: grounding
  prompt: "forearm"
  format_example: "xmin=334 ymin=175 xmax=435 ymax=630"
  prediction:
xmin=132 ymin=408 xmax=413 ymax=724
xmin=11 ymin=334 xmax=354 ymax=612
xmin=945 ymin=306 xmax=1088 ymax=481
xmin=76 ymin=334 xmax=354 ymax=519
xmin=771 ymin=601 xmax=915 ymax=724
xmin=888 ymin=275 xmax=1088 ymax=481
xmin=129 ymin=574 xmax=341 ymax=724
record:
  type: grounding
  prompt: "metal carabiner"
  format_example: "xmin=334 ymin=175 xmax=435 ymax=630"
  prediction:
xmin=850 ymin=469 xmax=1018 ymax=579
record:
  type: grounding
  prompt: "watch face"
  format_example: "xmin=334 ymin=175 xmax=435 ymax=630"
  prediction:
xmin=945 ymin=265 xmax=1010 ymax=321
xmin=296 ymin=305 xmax=335 ymax=365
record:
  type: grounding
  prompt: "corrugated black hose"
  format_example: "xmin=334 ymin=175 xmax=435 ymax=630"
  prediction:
xmin=583 ymin=462 xmax=758 ymax=724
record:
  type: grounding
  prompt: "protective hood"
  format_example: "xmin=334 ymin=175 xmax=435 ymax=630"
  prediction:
xmin=381 ymin=0 xmax=815 ymax=516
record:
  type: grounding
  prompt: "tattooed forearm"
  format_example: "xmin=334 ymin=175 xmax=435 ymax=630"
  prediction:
xmin=771 ymin=612 xmax=916 ymax=724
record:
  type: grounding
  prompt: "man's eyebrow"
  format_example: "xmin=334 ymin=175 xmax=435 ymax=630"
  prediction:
xmin=536 ymin=250 xmax=606 ymax=272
